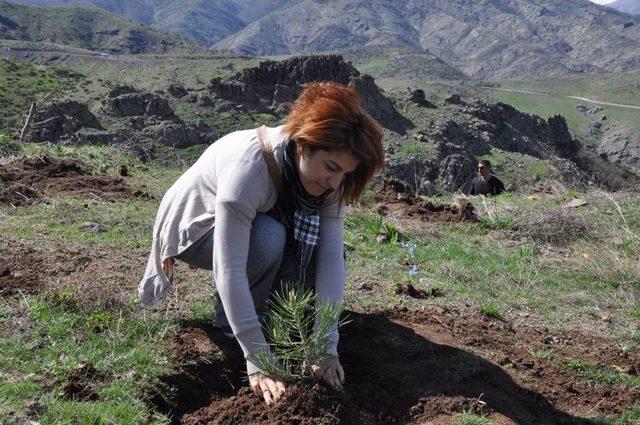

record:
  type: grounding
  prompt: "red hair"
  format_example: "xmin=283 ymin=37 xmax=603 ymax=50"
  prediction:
xmin=283 ymin=82 xmax=385 ymax=204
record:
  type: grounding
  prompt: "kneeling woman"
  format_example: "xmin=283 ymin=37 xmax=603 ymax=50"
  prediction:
xmin=139 ymin=82 xmax=384 ymax=404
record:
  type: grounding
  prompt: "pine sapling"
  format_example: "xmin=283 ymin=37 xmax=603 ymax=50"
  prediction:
xmin=252 ymin=283 xmax=345 ymax=381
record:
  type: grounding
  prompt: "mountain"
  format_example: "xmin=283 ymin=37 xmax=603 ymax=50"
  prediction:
xmin=8 ymin=0 xmax=302 ymax=46
xmin=609 ymin=0 xmax=640 ymax=15
xmin=0 ymin=1 xmax=198 ymax=53
xmin=213 ymin=0 xmax=640 ymax=80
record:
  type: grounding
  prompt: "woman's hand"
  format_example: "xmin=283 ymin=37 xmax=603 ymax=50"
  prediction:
xmin=162 ymin=257 xmax=175 ymax=282
xmin=249 ymin=373 xmax=286 ymax=405
xmin=312 ymin=356 xmax=345 ymax=389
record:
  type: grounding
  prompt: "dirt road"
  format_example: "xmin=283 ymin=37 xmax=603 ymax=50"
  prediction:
xmin=480 ymin=86 xmax=640 ymax=110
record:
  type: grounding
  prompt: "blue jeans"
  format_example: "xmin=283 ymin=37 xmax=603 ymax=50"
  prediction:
xmin=175 ymin=213 xmax=287 ymax=328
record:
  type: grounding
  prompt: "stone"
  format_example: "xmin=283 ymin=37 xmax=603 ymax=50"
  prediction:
xmin=82 ymin=222 xmax=106 ymax=233
xmin=408 ymin=89 xmax=426 ymax=104
xmin=26 ymin=101 xmax=101 ymax=143
xmin=167 ymin=84 xmax=188 ymax=98
xmin=444 ymin=94 xmax=464 ymax=105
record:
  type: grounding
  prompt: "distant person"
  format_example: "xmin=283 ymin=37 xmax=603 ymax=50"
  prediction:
xmin=470 ymin=160 xmax=505 ymax=196
xmin=138 ymin=82 xmax=385 ymax=405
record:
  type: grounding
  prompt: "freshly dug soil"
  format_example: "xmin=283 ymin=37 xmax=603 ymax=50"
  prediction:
xmin=374 ymin=178 xmax=477 ymax=222
xmin=0 ymin=155 xmax=148 ymax=205
xmin=59 ymin=361 xmax=104 ymax=402
xmin=150 ymin=308 xmax=638 ymax=424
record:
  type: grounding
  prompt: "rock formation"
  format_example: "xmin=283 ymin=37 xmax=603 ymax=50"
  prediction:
xmin=207 ymin=54 xmax=410 ymax=133
xmin=25 ymin=101 xmax=101 ymax=143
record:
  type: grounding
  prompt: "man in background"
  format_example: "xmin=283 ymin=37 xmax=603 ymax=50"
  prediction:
xmin=470 ymin=160 xmax=505 ymax=196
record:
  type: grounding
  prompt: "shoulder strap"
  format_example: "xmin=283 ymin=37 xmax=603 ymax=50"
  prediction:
xmin=256 ymin=126 xmax=294 ymax=208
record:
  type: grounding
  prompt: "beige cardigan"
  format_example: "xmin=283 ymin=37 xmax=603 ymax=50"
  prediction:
xmin=138 ymin=125 xmax=347 ymax=374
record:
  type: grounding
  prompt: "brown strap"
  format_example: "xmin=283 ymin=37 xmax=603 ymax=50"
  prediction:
xmin=256 ymin=126 xmax=294 ymax=207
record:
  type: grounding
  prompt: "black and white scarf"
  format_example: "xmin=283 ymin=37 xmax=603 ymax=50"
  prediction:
xmin=271 ymin=142 xmax=328 ymax=285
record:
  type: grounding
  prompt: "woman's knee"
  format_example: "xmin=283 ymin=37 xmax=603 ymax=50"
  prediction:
xmin=249 ymin=213 xmax=286 ymax=266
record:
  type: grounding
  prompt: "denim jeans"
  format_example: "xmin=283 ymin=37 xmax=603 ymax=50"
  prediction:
xmin=175 ymin=213 xmax=287 ymax=328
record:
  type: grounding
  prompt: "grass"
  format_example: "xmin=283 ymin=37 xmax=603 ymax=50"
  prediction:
xmin=0 ymin=59 xmax=82 ymax=133
xmin=457 ymin=411 xmax=492 ymax=425
xmin=0 ymin=296 xmax=172 ymax=424
xmin=554 ymin=358 xmax=640 ymax=388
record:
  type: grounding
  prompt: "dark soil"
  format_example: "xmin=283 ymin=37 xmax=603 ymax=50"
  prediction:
xmin=0 ymin=239 xmax=82 ymax=295
xmin=374 ymin=178 xmax=478 ymax=222
xmin=0 ymin=155 xmax=148 ymax=205
xmin=59 ymin=361 xmax=104 ymax=402
xmin=150 ymin=308 xmax=638 ymax=424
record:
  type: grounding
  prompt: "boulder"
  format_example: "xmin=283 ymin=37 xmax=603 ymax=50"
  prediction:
xmin=167 ymin=84 xmax=188 ymax=98
xmin=145 ymin=121 xmax=202 ymax=148
xmin=408 ymin=89 xmax=426 ymax=104
xmin=104 ymin=90 xmax=174 ymax=119
xmin=26 ymin=101 xmax=101 ymax=143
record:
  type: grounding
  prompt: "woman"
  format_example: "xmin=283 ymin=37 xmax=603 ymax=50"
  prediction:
xmin=139 ymin=82 xmax=385 ymax=404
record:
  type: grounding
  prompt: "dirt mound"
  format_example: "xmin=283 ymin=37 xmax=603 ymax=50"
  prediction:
xmin=150 ymin=308 xmax=637 ymax=424
xmin=59 ymin=361 xmax=104 ymax=402
xmin=0 ymin=156 xmax=148 ymax=206
xmin=374 ymin=178 xmax=478 ymax=222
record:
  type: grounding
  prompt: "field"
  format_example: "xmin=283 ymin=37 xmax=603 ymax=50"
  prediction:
xmin=1 ymin=142 xmax=639 ymax=424
xmin=1 ymin=46 xmax=639 ymax=424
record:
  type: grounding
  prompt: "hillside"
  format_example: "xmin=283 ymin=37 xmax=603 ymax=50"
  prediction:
xmin=609 ymin=0 xmax=640 ymax=15
xmin=214 ymin=0 xmax=640 ymax=80
xmin=7 ymin=0 xmax=301 ymax=46
xmin=0 ymin=1 xmax=199 ymax=54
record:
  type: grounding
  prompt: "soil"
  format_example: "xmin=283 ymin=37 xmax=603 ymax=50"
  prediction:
xmin=150 ymin=308 xmax=638 ymax=424
xmin=0 ymin=155 xmax=149 ymax=206
xmin=58 ymin=361 xmax=105 ymax=402
xmin=373 ymin=178 xmax=478 ymax=223
xmin=0 ymin=239 xmax=82 ymax=296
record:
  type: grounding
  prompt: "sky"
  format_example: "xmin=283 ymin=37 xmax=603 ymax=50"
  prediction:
xmin=589 ymin=0 xmax=616 ymax=4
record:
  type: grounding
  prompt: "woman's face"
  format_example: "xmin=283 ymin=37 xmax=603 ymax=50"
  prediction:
xmin=295 ymin=145 xmax=360 ymax=196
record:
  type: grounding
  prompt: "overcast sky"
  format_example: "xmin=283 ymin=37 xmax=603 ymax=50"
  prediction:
xmin=589 ymin=0 xmax=616 ymax=4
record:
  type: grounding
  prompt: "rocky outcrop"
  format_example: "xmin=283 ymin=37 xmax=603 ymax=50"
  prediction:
xmin=25 ymin=101 xmax=101 ymax=143
xmin=103 ymin=86 xmax=175 ymax=119
xmin=207 ymin=54 xmax=410 ymax=133
xmin=144 ymin=121 xmax=203 ymax=149
xmin=385 ymin=98 xmax=590 ymax=193
xmin=597 ymin=123 xmax=640 ymax=173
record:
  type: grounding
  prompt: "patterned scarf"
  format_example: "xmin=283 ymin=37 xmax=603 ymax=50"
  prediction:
xmin=271 ymin=142 xmax=328 ymax=285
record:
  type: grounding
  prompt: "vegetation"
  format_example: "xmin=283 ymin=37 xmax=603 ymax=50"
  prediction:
xmin=253 ymin=284 xmax=344 ymax=380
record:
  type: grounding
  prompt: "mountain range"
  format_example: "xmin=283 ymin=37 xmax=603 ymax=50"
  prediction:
xmin=4 ymin=0 xmax=640 ymax=79
xmin=0 ymin=0 xmax=197 ymax=53
xmin=608 ymin=0 xmax=640 ymax=15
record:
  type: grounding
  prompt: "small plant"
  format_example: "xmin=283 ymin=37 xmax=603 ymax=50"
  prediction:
xmin=457 ymin=410 xmax=492 ymax=425
xmin=382 ymin=222 xmax=402 ymax=244
xmin=528 ymin=348 xmax=554 ymax=360
xmin=367 ymin=214 xmax=383 ymax=237
xmin=86 ymin=310 xmax=114 ymax=333
xmin=480 ymin=303 xmax=502 ymax=319
xmin=253 ymin=283 xmax=346 ymax=380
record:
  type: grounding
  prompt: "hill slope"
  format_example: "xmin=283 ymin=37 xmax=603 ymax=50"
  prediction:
xmin=609 ymin=0 xmax=640 ymax=15
xmin=0 ymin=1 xmax=198 ymax=53
xmin=7 ymin=0 xmax=302 ymax=46
xmin=214 ymin=0 xmax=640 ymax=80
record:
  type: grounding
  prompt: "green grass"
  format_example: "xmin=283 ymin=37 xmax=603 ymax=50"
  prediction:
xmin=480 ymin=303 xmax=503 ymax=319
xmin=0 ymin=296 xmax=172 ymax=423
xmin=457 ymin=411 xmax=492 ymax=425
xmin=554 ymin=358 xmax=640 ymax=388
xmin=0 ymin=59 xmax=81 ymax=133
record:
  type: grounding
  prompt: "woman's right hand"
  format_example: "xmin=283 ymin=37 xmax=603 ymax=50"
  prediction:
xmin=249 ymin=373 xmax=286 ymax=405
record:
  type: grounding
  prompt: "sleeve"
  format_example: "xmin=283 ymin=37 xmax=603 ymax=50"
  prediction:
xmin=314 ymin=199 xmax=347 ymax=357
xmin=213 ymin=159 xmax=271 ymax=375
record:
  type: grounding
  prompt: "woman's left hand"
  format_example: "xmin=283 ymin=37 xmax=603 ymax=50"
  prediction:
xmin=312 ymin=356 xmax=344 ymax=389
